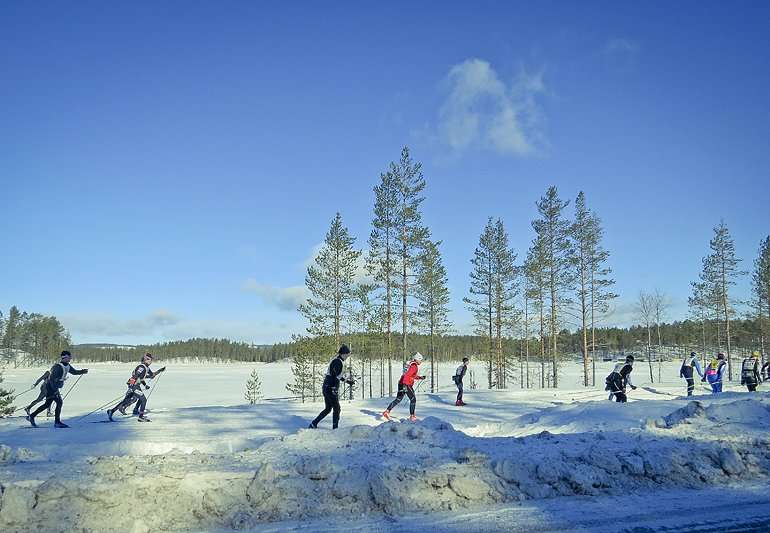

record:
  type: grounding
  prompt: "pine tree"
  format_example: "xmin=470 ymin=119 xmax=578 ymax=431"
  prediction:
xmin=532 ymin=186 xmax=573 ymax=387
xmin=0 ymin=368 xmax=15 ymax=416
xmin=368 ymin=167 xmax=400 ymax=395
xmin=464 ymin=218 xmax=496 ymax=388
xmin=688 ymin=281 xmax=712 ymax=360
xmin=299 ymin=212 xmax=362 ymax=348
xmin=415 ymin=238 xmax=452 ymax=392
xmin=752 ymin=237 xmax=770 ymax=358
xmin=700 ymin=221 xmax=746 ymax=380
xmin=244 ymin=368 xmax=263 ymax=404
xmin=587 ymin=210 xmax=617 ymax=386
xmin=525 ymin=236 xmax=548 ymax=388
xmin=491 ymin=219 xmax=519 ymax=389
xmin=571 ymin=192 xmax=593 ymax=386
xmin=392 ymin=147 xmax=429 ymax=366
xmin=286 ymin=334 xmax=314 ymax=402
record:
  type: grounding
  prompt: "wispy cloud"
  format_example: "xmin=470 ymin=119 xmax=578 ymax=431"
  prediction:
xmin=61 ymin=309 xmax=181 ymax=338
xmin=602 ymin=38 xmax=641 ymax=56
xmin=241 ymin=279 xmax=308 ymax=312
xmin=430 ymin=58 xmax=548 ymax=157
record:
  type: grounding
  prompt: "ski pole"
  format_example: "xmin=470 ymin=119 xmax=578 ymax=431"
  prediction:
xmin=12 ymin=385 xmax=36 ymax=400
xmin=61 ymin=374 xmax=84 ymax=401
xmin=145 ymin=371 xmax=164 ymax=402
xmin=73 ymin=393 xmax=126 ymax=423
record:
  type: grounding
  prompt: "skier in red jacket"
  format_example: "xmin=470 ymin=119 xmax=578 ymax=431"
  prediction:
xmin=382 ymin=352 xmax=426 ymax=422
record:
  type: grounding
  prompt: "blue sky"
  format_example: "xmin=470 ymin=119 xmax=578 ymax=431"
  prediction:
xmin=2 ymin=1 xmax=769 ymax=345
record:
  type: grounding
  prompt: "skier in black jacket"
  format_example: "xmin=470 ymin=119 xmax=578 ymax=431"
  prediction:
xmin=453 ymin=357 xmax=469 ymax=406
xmin=27 ymin=351 xmax=89 ymax=428
xmin=107 ymin=352 xmax=165 ymax=422
xmin=679 ymin=352 xmax=704 ymax=397
xmin=606 ymin=355 xmax=636 ymax=403
xmin=741 ymin=351 xmax=762 ymax=392
xmin=309 ymin=344 xmax=354 ymax=429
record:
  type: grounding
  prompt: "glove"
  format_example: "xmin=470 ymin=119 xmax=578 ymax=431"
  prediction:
xmin=158 ymin=366 xmax=166 ymax=373
xmin=346 ymin=379 xmax=356 ymax=385
xmin=631 ymin=386 xmax=637 ymax=390
xmin=83 ymin=369 xmax=89 ymax=374
xmin=144 ymin=384 xmax=151 ymax=390
xmin=701 ymin=376 xmax=706 ymax=382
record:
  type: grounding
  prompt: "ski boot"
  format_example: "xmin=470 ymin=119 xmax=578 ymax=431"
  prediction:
xmin=137 ymin=415 xmax=151 ymax=422
xmin=27 ymin=415 xmax=37 ymax=428
xmin=54 ymin=422 xmax=70 ymax=428
xmin=107 ymin=409 xmax=114 ymax=422
xmin=409 ymin=414 xmax=418 ymax=422
xmin=382 ymin=410 xmax=392 ymax=421
xmin=308 ymin=422 xmax=317 ymax=429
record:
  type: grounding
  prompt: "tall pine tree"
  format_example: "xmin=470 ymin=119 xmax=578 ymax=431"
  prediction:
xmin=368 ymin=168 xmax=400 ymax=395
xmin=392 ymin=147 xmax=429 ymax=366
xmin=299 ymin=212 xmax=361 ymax=348
xmin=415 ymin=237 xmax=452 ymax=392
xmin=532 ymin=186 xmax=572 ymax=387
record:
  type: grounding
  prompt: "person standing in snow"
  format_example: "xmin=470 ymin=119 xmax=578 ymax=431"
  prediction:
xmin=703 ymin=353 xmax=727 ymax=394
xmin=453 ymin=357 xmax=469 ymax=406
xmin=605 ymin=355 xmax=636 ymax=403
xmin=762 ymin=357 xmax=770 ymax=382
xmin=23 ymin=369 xmax=53 ymax=418
xmin=679 ymin=351 xmax=704 ymax=397
xmin=107 ymin=352 xmax=165 ymax=422
xmin=309 ymin=344 xmax=355 ymax=429
xmin=27 ymin=350 xmax=89 ymax=428
xmin=741 ymin=351 xmax=762 ymax=392
xmin=382 ymin=352 xmax=426 ymax=421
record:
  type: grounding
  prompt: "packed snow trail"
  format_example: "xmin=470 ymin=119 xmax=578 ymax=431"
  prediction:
xmin=2 ymin=392 xmax=770 ymax=531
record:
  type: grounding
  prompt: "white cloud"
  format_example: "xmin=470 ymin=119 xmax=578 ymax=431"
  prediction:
xmin=241 ymin=279 xmax=308 ymax=312
xmin=433 ymin=58 xmax=547 ymax=156
xmin=602 ymin=38 xmax=640 ymax=55
xmin=61 ymin=309 xmax=180 ymax=337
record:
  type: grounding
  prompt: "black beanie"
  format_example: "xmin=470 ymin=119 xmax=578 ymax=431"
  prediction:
xmin=61 ymin=350 xmax=71 ymax=358
xmin=338 ymin=344 xmax=351 ymax=355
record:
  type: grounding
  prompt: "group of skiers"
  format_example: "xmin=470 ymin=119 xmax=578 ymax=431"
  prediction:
xmin=23 ymin=350 xmax=165 ymax=428
xmin=309 ymin=346 xmax=471 ymax=428
xmin=18 ymin=345 xmax=770 ymax=429
xmin=603 ymin=349 xmax=768 ymax=404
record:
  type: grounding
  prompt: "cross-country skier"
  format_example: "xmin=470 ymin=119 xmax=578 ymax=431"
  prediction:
xmin=382 ymin=352 xmax=426 ymax=421
xmin=605 ymin=355 xmax=636 ymax=403
xmin=762 ymin=358 xmax=770 ymax=382
xmin=27 ymin=351 xmax=89 ymax=428
xmin=453 ymin=357 xmax=469 ymax=406
xmin=23 ymin=370 xmax=52 ymax=418
xmin=703 ymin=353 xmax=727 ymax=394
xmin=309 ymin=344 xmax=354 ymax=429
xmin=679 ymin=352 xmax=704 ymax=396
xmin=741 ymin=351 xmax=762 ymax=392
xmin=107 ymin=352 xmax=165 ymax=422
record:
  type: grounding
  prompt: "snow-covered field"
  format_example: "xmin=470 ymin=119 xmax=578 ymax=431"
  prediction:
xmin=2 ymin=359 xmax=769 ymax=532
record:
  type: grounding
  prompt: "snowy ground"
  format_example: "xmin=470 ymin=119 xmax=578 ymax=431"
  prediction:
xmin=1 ymin=359 xmax=769 ymax=532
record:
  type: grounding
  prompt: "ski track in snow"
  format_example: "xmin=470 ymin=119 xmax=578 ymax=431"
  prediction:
xmin=1 ymin=360 xmax=769 ymax=532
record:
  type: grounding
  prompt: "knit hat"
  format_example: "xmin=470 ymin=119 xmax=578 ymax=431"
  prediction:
xmin=61 ymin=350 xmax=72 ymax=359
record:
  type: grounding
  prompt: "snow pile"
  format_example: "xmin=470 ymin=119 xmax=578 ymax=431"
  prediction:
xmin=2 ymin=398 xmax=770 ymax=531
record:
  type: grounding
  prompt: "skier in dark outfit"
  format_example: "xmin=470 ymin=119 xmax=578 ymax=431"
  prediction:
xmin=309 ymin=344 xmax=354 ymax=429
xmin=382 ymin=352 xmax=426 ymax=421
xmin=24 ymin=370 xmax=53 ymax=417
xmin=605 ymin=355 xmax=636 ymax=403
xmin=741 ymin=351 xmax=762 ymax=392
xmin=679 ymin=352 xmax=704 ymax=396
xmin=453 ymin=357 xmax=469 ymax=406
xmin=107 ymin=353 xmax=165 ymax=422
xmin=27 ymin=351 xmax=89 ymax=428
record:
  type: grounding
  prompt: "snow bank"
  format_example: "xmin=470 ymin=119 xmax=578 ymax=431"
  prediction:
xmin=2 ymin=397 xmax=770 ymax=532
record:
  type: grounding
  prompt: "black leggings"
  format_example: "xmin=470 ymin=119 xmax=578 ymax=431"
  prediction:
xmin=26 ymin=386 xmax=49 ymax=411
xmin=685 ymin=377 xmax=695 ymax=396
xmin=312 ymin=387 xmax=341 ymax=428
xmin=456 ymin=381 xmax=464 ymax=402
xmin=114 ymin=387 xmax=147 ymax=415
xmin=31 ymin=395 xmax=63 ymax=423
xmin=387 ymin=383 xmax=416 ymax=415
